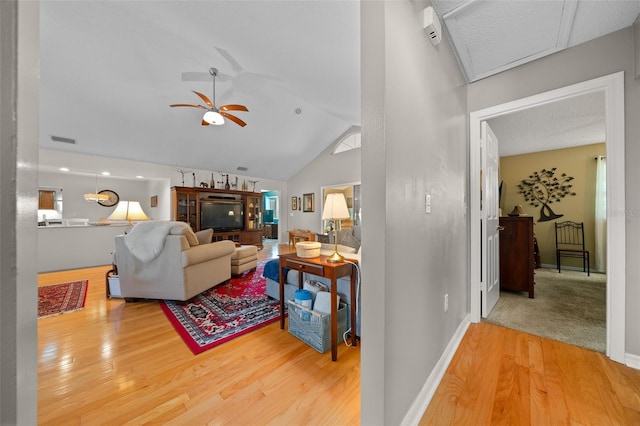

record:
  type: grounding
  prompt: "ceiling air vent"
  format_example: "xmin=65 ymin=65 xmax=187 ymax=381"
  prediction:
xmin=51 ymin=135 xmax=76 ymax=144
xmin=236 ymin=166 xmax=248 ymax=171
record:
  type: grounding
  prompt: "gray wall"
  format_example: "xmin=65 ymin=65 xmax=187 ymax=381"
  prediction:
xmin=286 ymin=137 xmax=361 ymax=235
xmin=467 ymin=26 xmax=640 ymax=356
xmin=1 ymin=1 xmax=39 ymax=423
xmin=361 ymin=1 xmax=468 ymax=424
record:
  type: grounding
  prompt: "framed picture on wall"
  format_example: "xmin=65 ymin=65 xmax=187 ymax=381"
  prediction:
xmin=291 ymin=196 xmax=298 ymax=211
xmin=150 ymin=195 xmax=158 ymax=207
xmin=303 ymin=193 xmax=314 ymax=212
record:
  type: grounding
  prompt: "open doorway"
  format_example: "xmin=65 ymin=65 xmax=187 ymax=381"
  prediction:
xmin=469 ymin=72 xmax=626 ymax=363
xmin=262 ymin=190 xmax=280 ymax=241
xmin=488 ymin=112 xmax=607 ymax=351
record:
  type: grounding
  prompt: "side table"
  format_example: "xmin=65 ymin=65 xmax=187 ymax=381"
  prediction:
xmin=279 ymin=253 xmax=357 ymax=361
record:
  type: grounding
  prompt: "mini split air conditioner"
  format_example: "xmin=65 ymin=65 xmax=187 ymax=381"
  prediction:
xmin=423 ymin=6 xmax=442 ymax=46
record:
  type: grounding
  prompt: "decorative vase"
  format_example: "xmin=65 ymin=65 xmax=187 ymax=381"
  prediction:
xmin=225 ymin=175 xmax=230 ymax=190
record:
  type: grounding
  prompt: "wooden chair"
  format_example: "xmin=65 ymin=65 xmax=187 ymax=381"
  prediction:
xmin=555 ymin=221 xmax=590 ymax=276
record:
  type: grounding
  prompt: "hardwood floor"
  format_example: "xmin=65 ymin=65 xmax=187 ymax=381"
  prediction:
xmin=38 ymin=241 xmax=361 ymax=425
xmin=420 ymin=322 xmax=640 ymax=425
xmin=38 ymin=240 xmax=640 ymax=425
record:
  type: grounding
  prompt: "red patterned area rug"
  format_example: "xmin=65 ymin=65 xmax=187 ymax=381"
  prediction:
xmin=159 ymin=261 xmax=281 ymax=355
xmin=38 ymin=280 xmax=88 ymax=318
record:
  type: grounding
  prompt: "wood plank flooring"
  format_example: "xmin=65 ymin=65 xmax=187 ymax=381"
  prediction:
xmin=38 ymin=240 xmax=640 ymax=424
xmin=38 ymin=241 xmax=361 ymax=425
xmin=420 ymin=322 xmax=640 ymax=425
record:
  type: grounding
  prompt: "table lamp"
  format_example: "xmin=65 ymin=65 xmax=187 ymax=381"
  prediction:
xmin=107 ymin=200 xmax=150 ymax=225
xmin=321 ymin=193 xmax=351 ymax=263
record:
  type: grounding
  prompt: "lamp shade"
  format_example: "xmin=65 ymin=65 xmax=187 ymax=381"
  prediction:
xmin=107 ymin=201 xmax=150 ymax=224
xmin=321 ymin=193 xmax=350 ymax=220
xmin=203 ymin=110 xmax=225 ymax=125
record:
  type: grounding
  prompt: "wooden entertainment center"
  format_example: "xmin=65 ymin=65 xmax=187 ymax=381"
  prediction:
xmin=171 ymin=186 xmax=263 ymax=249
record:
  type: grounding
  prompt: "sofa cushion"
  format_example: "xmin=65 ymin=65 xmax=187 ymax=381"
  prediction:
xmin=195 ymin=228 xmax=213 ymax=244
xmin=171 ymin=225 xmax=199 ymax=246
xmin=181 ymin=240 xmax=235 ymax=267
xmin=320 ymin=243 xmax=357 ymax=254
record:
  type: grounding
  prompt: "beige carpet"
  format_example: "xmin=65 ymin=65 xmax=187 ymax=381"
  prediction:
xmin=485 ymin=267 xmax=606 ymax=353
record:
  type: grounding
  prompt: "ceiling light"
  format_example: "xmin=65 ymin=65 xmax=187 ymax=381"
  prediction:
xmin=59 ymin=167 xmax=70 ymax=172
xmin=101 ymin=171 xmax=111 ymax=176
xmin=203 ymin=110 xmax=225 ymax=125
xmin=136 ymin=175 xmax=144 ymax=179
xmin=84 ymin=174 xmax=109 ymax=203
xmin=170 ymin=67 xmax=248 ymax=127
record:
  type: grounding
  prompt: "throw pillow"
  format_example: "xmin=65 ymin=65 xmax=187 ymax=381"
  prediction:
xmin=338 ymin=230 xmax=360 ymax=250
xmin=195 ymin=228 xmax=213 ymax=244
xmin=170 ymin=225 xmax=199 ymax=246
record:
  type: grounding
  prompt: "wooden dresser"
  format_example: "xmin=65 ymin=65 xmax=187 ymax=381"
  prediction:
xmin=499 ymin=216 xmax=535 ymax=298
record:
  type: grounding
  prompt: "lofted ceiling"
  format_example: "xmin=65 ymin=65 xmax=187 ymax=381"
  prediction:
xmin=430 ymin=0 xmax=639 ymax=156
xmin=39 ymin=1 xmax=360 ymax=181
xmin=432 ymin=0 xmax=640 ymax=82
xmin=39 ymin=1 xmax=639 ymax=179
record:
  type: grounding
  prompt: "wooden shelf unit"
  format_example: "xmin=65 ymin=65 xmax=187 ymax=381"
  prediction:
xmin=171 ymin=186 xmax=263 ymax=249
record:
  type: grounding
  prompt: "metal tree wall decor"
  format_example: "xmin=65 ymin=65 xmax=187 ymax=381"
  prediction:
xmin=517 ymin=168 xmax=576 ymax=222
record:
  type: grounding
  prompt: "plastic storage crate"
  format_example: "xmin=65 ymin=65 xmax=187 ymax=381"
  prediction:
xmin=287 ymin=300 xmax=348 ymax=353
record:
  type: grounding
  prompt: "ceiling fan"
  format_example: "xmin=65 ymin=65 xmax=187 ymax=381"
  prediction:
xmin=170 ymin=67 xmax=248 ymax=127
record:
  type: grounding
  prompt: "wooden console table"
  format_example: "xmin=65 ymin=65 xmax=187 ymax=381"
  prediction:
xmin=288 ymin=230 xmax=315 ymax=247
xmin=278 ymin=253 xmax=357 ymax=361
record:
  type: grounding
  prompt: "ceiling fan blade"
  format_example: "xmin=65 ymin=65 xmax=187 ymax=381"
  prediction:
xmin=215 ymin=47 xmax=243 ymax=74
xmin=221 ymin=112 xmax=247 ymax=127
xmin=201 ymin=119 xmax=210 ymax=126
xmin=169 ymin=103 xmax=206 ymax=109
xmin=192 ymin=91 xmax=213 ymax=108
xmin=181 ymin=71 xmax=211 ymax=82
xmin=220 ymin=104 xmax=248 ymax=112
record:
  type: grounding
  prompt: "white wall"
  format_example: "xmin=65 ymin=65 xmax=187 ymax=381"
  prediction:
xmin=38 ymin=171 xmax=156 ymax=222
xmin=361 ymin=1 xmax=468 ymax=424
xmin=40 ymin=148 xmax=287 ymax=231
xmin=286 ymin=140 xmax=361 ymax=235
xmin=467 ymin=26 xmax=640 ymax=357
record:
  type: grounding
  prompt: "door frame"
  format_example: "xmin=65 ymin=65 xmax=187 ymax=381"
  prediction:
xmin=469 ymin=71 xmax=625 ymax=363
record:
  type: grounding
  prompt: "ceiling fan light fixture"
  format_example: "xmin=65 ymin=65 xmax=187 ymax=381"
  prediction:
xmin=203 ymin=110 xmax=225 ymax=125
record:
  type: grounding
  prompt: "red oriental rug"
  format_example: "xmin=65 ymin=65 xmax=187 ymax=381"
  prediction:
xmin=159 ymin=261 xmax=281 ymax=354
xmin=38 ymin=280 xmax=88 ymax=318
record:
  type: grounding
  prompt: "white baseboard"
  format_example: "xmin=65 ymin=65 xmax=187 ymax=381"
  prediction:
xmin=626 ymin=352 xmax=640 ymax=370
xmin=400 ymin=315 xmax=471 ymax=426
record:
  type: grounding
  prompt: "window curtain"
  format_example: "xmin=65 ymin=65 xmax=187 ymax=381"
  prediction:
xmin=595 ymin=156 xmax=607 ymax=272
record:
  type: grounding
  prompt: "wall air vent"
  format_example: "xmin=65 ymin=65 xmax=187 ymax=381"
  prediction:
xmin=236 ymin=166 xmax=248 ymax=171
xmin=51 ymin=135 xmax=76 ymax=144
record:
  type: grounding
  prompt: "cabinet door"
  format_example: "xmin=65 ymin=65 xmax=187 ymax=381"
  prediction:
xmin=245 ymin=195 xmax=262 ymax=231
xmin=174 ymin=191 xmax=199 ymax=230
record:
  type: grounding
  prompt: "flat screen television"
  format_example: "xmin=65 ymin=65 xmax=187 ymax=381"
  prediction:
xmin=200 ymin=199 xmax=244 ymax=232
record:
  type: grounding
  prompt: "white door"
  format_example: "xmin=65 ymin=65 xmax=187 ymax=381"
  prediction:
xmin=481 ymin=121 xmax=500 ymax=317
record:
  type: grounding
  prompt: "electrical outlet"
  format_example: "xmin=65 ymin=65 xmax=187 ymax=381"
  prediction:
xmin=444 ymin=294 xmax=448 ymax=312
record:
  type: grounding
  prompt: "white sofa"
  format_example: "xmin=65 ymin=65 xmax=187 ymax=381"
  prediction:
xmin=114 ymin=224 xmax=236 ymax=301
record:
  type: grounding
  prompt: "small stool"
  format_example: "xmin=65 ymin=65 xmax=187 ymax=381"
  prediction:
xmin=231 ymin=245 xmax=258 ymax=276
